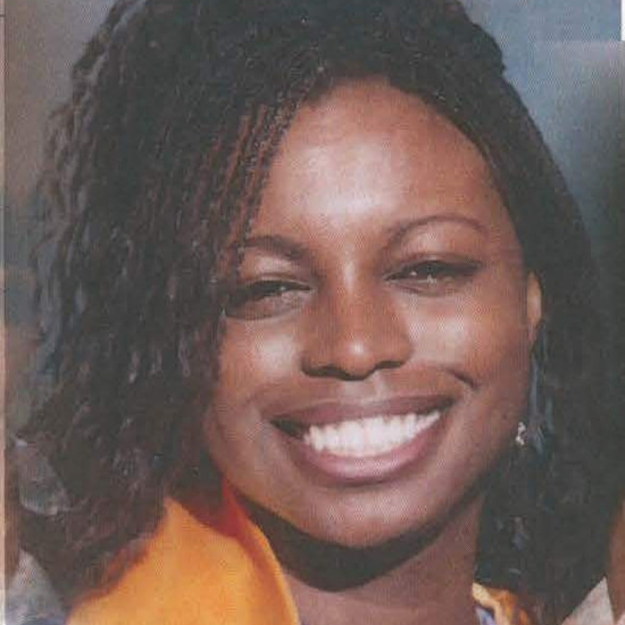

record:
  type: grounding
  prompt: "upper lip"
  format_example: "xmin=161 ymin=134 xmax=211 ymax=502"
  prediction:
xmin=271 ymin=394 xmax=455 ymax=427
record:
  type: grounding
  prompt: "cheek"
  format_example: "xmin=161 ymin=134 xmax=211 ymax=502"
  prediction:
xmin=205 ymin=320 xmax=302 ymax=465
xmin=216 ymin=321 xmax=300 ymax=406
xmin=403 ymin=284 xmax=533 ymax=491
xmin=409 ymin=277 xmax=531 ymax=383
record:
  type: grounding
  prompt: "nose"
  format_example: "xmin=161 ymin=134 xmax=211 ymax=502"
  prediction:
xmin=300 ymin=284 xmax=412 ymax=380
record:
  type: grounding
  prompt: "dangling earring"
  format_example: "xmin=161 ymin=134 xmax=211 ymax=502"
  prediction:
xmin=515 ymin=421 xmax=528 ymax=448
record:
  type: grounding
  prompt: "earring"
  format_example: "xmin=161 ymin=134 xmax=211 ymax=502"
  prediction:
xmin=515 ymin=422 xmax=528 ymax=448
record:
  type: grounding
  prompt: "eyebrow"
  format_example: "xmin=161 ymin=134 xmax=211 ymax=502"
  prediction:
xmin=243 ymin=214 xmax=486 ymax=260
xmin=243 ymin=234 xmax=310 ymax=261
xmin=384 ymin=213 xmax=486 ymax=250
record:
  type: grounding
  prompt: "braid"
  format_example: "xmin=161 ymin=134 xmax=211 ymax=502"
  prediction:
xmin=24 ymin=0 xmax=618 ymax=618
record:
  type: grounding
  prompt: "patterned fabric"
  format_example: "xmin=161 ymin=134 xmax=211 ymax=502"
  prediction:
xmin=477 ymin=605 xmax=498 ymax=625
xmin=68 ymin=486 xmax=535 ymax=625
xmin=473 ymin=584 xmax=536 ymax=625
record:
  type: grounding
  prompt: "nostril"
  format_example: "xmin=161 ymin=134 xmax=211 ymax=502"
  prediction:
xmin=302 ymin=358 xmax=406 ymax=381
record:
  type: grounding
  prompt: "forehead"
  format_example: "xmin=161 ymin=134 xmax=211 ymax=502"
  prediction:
xmin=252 ymin=78 xmax=513 ymax=242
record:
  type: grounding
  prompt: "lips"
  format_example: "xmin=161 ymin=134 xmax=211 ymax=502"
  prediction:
xmin=270 ymin=395 xmax=453 ymax=481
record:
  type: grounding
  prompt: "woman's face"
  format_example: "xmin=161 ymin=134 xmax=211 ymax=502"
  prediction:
xmin=204 ymin=79 xmax=542 ymax=547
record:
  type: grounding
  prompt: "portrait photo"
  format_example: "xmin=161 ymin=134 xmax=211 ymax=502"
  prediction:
xmin=4 ymin=1 xmax=624 ymax=624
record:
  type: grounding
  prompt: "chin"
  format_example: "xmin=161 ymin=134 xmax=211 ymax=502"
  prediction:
xmin=282 ymin=488 xmax=436 ymax=548
xmin=279 ymin=467 xmax=487 ymax=555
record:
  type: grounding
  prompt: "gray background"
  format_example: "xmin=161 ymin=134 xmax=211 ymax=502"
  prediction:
xmin=4 ymin=1 xmax=624 ymax=427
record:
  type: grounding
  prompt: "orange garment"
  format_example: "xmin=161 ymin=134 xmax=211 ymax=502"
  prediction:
xmin=69 ymin=488 xmax=534 ymax=625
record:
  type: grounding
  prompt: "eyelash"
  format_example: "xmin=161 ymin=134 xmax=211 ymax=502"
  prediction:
xmin=387 ymin=259 xmax=481 ymax=293
xmin=225 ymin=259 xmax=481 ymax=319
xmin=229 ymin=280 xmax=309 ymax=303
xmin=225 ymin=279 xmax=311 ymax=320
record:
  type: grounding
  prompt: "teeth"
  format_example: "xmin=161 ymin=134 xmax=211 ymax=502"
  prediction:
xmin=302 ymin=411 xmax=440 ymax=458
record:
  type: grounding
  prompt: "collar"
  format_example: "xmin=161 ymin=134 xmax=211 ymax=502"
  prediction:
xmin=69 ymin=487 xmax=534 ymax=625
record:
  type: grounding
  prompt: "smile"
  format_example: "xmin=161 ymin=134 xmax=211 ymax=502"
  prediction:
xmin=269 ymin=395 xmax=453 ymax=483
xmin=301 ymin=411 xmax=441 ymax=458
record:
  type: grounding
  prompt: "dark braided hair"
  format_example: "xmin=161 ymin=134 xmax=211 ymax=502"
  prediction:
xmin=24 ymin=0 xmax=620 ymax=621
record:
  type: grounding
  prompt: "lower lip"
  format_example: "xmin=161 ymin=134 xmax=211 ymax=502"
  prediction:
xmin=279 ymin=416 xmax=446 ymax=486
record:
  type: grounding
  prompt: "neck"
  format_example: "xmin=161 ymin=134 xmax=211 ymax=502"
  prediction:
xmin=250 ymin=495 xmax=484 ymax=625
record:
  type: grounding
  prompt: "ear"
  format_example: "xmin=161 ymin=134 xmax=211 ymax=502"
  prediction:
xmin=526 ymin=272 xmax=543 ymax=346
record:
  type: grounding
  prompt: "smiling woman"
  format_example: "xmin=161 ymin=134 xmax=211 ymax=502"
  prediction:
xmin=207 ymin=80 xmax=542 ymax=553
xmin=21 ymin=1 xmax=620 ymax=624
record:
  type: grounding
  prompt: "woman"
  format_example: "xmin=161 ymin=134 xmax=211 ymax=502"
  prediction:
xmin=24 ymin=0 xmax=621 ymax=623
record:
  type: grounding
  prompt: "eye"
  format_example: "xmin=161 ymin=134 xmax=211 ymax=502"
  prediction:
xmin=388 ymin=259 xmax=481 ymax=295
xmin=225 ymin=279 xmax=311 ymax=320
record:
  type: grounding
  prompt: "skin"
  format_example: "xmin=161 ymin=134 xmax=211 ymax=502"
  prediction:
xmin=204 ymin=79 xmax=542 ymax=625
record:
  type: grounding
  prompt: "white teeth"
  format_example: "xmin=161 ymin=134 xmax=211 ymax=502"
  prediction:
xmin=310 ymin=425 xmax=326 ymax=452
xmin=302 ymin=411 xmax=441 ymax=458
